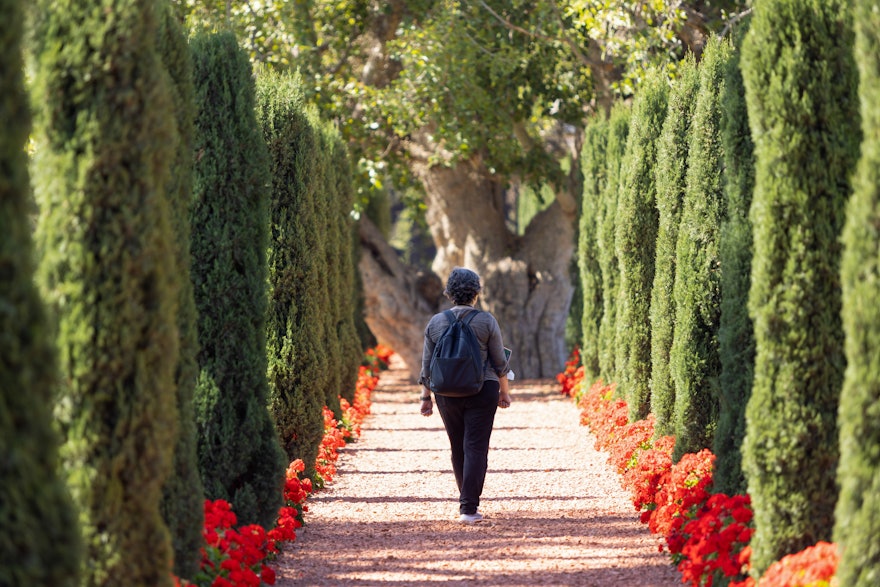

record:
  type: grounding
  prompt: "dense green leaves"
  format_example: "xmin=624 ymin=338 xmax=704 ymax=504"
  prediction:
xmin=650 ymin=54 xmax=698 ymax=437
xmin=741 ymin=0 xmax=860 ymax=576
xmin=0 ymin=0 xmax=81 ymax=582
xmin=670 ymin=37 xmax=730 ymax=460
xmin=597 ymin=103 xmax=630 ymax=384
xmin=257 ymin=70 xmax=329 ymax=475
xmin=31 ymin=0 xmax=180 ymax=584
xmin=614 ymin=69 xmax=668 ymax=420
xmin=833 ymin=1 xmax=880 ymax=584
xmin=713 ymin=22 xmax=754 ymax=496
xmin=190 ymin=32 xmax=286 ymax=528
xmin=578 ymin=115 xmax=608 ymax=383
xmin=157 ymin=1 xmax=206 ymax=579
xmin=174 ymin=0 xmax=700 ymax=198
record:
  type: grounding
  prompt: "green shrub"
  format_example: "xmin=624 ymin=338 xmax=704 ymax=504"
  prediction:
xmin=325 ymin=128 xmax=362 ymax=404
xmin=614 ymin=69 xmax=668 ymax=420
xmin=0 ymin=0 xmax=81 ymax=582
xmin=670 ymin=37 xmax=731 ymax=460
xmin=713 ymin=23 xmax=755 ymax=497
xmin=190 ymin=32 xmax=286 ymax=528
xmin=597 ymin=103 xmax=630 ymax=384
xmin=833 ymin=1 xmax=880 ymax=584
xmin=578 ymin=115 xmax=608 ymax=382
xmin=31 ymin=1 xmax=179 ymax=583
xmin=156 ymin=1 xmax=205 ymax=578
xmin=650 ymin=55 xmax=699 ymax=437
xmin=741 ymin=0 xmax=860 ymax=575
xmin=256 ymin=70 xmax=327 ymax=474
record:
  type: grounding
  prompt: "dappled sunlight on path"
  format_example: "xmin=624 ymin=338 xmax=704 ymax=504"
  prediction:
xmin=273 ymin=356 xmax=681 ymax=586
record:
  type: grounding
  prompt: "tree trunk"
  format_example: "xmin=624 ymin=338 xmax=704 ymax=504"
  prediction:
xmin=359 ymin=155 xmax=577 ymax=382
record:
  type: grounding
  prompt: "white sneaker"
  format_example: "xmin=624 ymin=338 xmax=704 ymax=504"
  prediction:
xmin=459 ymin=511 xmax=483 ymax=524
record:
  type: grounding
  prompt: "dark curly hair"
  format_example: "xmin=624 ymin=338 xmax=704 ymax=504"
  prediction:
xmin=443 ymin=267 xmax=482 ymax=306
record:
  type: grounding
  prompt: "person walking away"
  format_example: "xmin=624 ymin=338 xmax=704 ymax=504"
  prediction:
xmin=419 ymin=267 xmax=512 ymax=524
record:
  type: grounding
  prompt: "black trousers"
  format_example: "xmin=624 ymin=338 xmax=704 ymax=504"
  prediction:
xmin=435 ymin=380 xmax=500 ymax=515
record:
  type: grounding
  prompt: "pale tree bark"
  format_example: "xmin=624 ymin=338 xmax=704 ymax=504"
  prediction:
xmin=360 ymin=146 xmax=578 ymax=382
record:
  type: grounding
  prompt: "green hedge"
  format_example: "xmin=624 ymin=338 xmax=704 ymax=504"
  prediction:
xmin=741 ymin=0 xmax=860 ymax=575
xmin=157 ymin=2 xmax=205 ymax=579
xmin=578 ymin=115 xmax=608 ymax=383
xmin=650 ymin=55 xmax=699 ymax=437
xmin=614 ymin=69 xmax=668 ymax=420
xmin=670 ymin=37 xmax=730 ymax=460
xmin=833 ymin=1 xmax=880 ymax=584
xmin=31 ymin=1 xmax=179 ymax=584
xmin=0 ymin=0 xmax=81 ymax=582
xmin=597 ymin=103 xmax=630 ymax=384
xmin=190 ymin=32 xmax=286 ymax=528
xmin=256 ymin=70 xmax=327 ymax=475
xmin=714 ymin=23 xmax=755 ymax=496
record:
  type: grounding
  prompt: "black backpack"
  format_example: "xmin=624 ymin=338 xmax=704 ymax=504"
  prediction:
xmin=428 ymin=309 xmax=485 ymax=397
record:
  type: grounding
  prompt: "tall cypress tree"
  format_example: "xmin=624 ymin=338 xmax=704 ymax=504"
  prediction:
xmin=578 ymin=115 xmax=608 ymax=383
xmin=326 ymin=127 xmax=362 ymax=404
xmin=31 ymin=1 xmax=180 ymax=584
xmin=714 ymin=23 xmax=755 ymax=496
xmin=316 ymin=124 xmax=343 ymax=418
xmin=833 ymin=1 xmax=880 ymax=584
xmin=614 ymin=70 xmax=668 ymax=420
xmin=597 ymin=103 xmax=630 ymax=384
xmin=157 ymin=1 xmax=205 ymax=579
xmin=741 ymin=0 xmax=860 ymax=575
xmin=256 ymin=69 xmax=326 ymax=474
xmin=190 ymin=32 xmax=286 ymax=528
xmin=650 ymin=55 xmax=699 ymax=437
xmin=670 ymin=37 xmax=731 ymax=460
xmin=0 ymin=0 xmax=81 ymax=583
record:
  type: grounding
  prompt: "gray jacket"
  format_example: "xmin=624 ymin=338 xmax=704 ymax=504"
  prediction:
xmin=419 ymin=306 xmax=509 ymax=387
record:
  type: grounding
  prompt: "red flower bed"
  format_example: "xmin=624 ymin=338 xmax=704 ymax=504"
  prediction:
xmin=177 ymin=347 xmax=389 ymax=587
xmin=558 ymin=348 xmax=838 ymax=587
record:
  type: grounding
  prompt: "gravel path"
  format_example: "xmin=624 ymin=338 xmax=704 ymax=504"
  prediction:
xmin=273 ymin=356 xmax=682 ymax=586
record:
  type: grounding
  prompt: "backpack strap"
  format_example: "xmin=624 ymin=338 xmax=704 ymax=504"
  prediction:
xmin=462 ymin=308 xmax=481 ymax=325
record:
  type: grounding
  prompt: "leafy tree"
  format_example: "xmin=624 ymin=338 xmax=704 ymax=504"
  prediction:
xmin=597 ymin=103 xmax=630 ymax=384
xmin=833 ymin=1 xmax=880 ymax=584
xmin=650 ymin=54 xmax=699 ymax=437
xmin=713 ymin=22 xmax=755 ymax=496
xmin=740 ymin=0 xmax=860 ymax=576
xmin=31 ymin=0 xmax=180 ymax=584
xmin=174 ymin=0 xmax=745 ymax=380
xmin=157 ymin=1 xmax=205 ymax=578
xmin=614 ymin=69 xmax=668 ymax=419
xmin=578 ymin=115 xmax=608 ymax=383
xmin=190 ymin=32 xmax=286 ymax=528
xmin=670 ymin=37 xmax=731 ymax=460
xmin=0 ymin=0 xmax=81 ymax=582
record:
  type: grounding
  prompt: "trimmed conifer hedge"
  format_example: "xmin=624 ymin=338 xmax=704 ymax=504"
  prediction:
xmin=190 ymin=32 xmax=286 ymax=528
xmin=650 ymin=55 xmax=699 ymax=437
xmin=741 ymin=0 xmax=860 ymax=575
xmin=578 ymin=115 xmax=608 ymax=383
xmin=614 ymin=69 xmax=668 ymax=420
xmin=0 ymin=0 xmax=81 ymax=583
xmin=156 ymin=2 xmax=205 ymax=579
xmin=597 ymin=103 xmax=630 ymax=384
xmin=833 ymin=1 xmax=880 ymax=584
xmin=256 ymin=70 xmax=328 ymax=473
xmin=670 ymin=37 xmax=731 ymax=460
xmin=713 ymin=23 xmax=755 ymax=497
xmin=31 ymin=1 xmax=180 ymax=584
xmin=325 ymin=128 xmax=362 ymax=404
